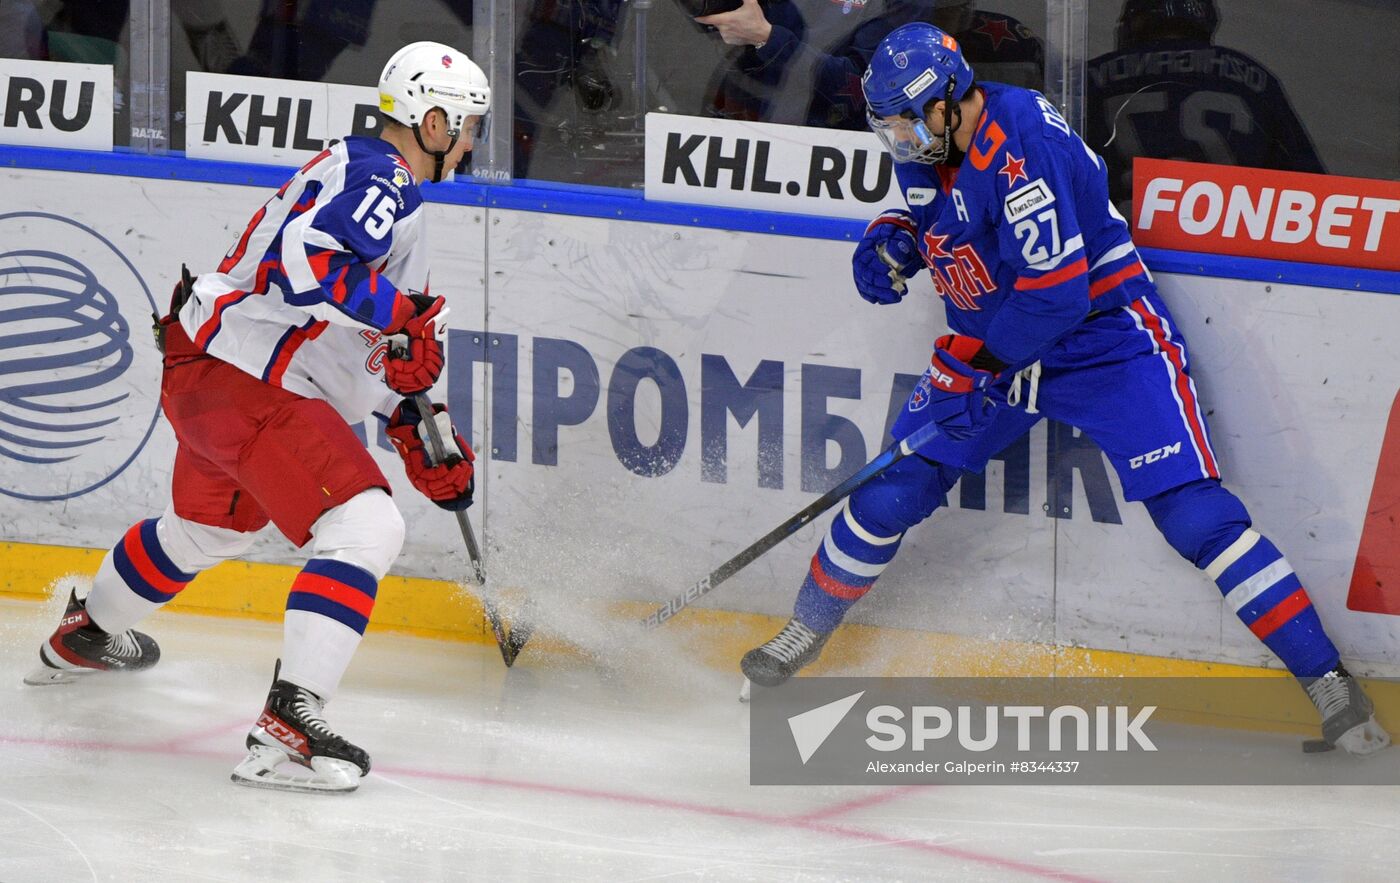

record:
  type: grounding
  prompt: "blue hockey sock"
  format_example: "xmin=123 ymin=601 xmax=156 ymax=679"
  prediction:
xmin=1204 ymin=529 xmax=1339 ymax=678
xmin=794 ymin=499 xmax=905 ymax=633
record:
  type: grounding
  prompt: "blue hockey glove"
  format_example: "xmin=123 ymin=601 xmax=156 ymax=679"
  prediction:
xmin=853 ymin=209 xmax=924 ymax=305
xmin=891 ymin=334 xmax=1005 ymax=444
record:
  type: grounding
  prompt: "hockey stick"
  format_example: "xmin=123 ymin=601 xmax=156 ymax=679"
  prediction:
xmin=405 ymin=391 xmax=528 ymax=667
xmin=640 ymin=419 xmax=943 ymax=629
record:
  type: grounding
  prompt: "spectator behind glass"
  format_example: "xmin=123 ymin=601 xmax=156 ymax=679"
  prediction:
xmin=695 ymin=0 xmax=1043 ymax=129
xmin=228 ymin=0 xmax=395 ymax=80
xmin=220 ymin=0 xmax=627 ymax=184
xmin=0 ymin=0 xmax=45 ymax=59
xmin=514 ymin=0 xmax=628 ymax=182
xmin=0 ymin=1 xmax=239 ymax=68
xmin=1086 ymin=0 xmax=1325 ymax=214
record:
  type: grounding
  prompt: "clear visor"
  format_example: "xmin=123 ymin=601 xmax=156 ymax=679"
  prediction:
xmin=445 ymin=110 xmax=490 ymax=142
xmin=867 ymin=111 xmax=945 ymax=165
xmin=452 ymin=114 xmax=490 ymax=174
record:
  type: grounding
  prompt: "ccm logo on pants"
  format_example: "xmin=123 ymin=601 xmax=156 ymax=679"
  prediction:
xmin=1130 ymin=442 xmax=1181 ymax=470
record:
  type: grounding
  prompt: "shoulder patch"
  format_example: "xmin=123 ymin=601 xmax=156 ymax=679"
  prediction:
xmin=1003 ymin=178 xmax=1055 ymax=222
xmin=906 ymin=187 xmax=937 ymax=206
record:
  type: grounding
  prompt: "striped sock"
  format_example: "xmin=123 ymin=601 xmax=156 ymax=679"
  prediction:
xmin=1204 ymin=529 xmax=1339 ymax=678
xmin=86 ymin=519 xmax=199 ymax=633
xmin=282 ymin=558 xmax=379 ymax=699
xmin=795 ymin=499 xmax=904 ymax=633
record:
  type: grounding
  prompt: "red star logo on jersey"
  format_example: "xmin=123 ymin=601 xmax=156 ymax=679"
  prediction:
xmin=973 ymin=17 xmax=1016 ymax=51
xmin=999 ymin=152 xmax=1028 ymax=187
xmin=922 ymin=231 xmax=953 ymax=261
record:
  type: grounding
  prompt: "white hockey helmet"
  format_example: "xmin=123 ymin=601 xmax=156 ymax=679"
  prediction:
xmin=378 ymin=41 xmax=490 ymax=137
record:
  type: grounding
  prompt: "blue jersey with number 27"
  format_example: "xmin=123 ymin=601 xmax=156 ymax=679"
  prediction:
xmin=895 ymin=81 xmax=1155 ymax=369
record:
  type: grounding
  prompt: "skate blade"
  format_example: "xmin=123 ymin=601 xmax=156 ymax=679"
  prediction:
xmin=738 ymin=678 xmax=752 ymax=704
xmin=231 ymin=745 xmax=362 ymax=794
xmin=22 ymin=665 xmax=97 ymax=687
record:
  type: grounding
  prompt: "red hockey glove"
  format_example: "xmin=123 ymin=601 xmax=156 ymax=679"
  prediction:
xmin=384 ymin=293 xmax=448 ymax=396
xmin=385 ymin=399 xmax=475 ymax=511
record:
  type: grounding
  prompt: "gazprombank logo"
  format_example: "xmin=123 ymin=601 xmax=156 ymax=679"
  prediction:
xmin=0 ymin=212 xmax=161 ymax=501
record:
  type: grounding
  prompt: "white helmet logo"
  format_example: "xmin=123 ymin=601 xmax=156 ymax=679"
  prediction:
xmin=379 ymin=41 xmax=491 ymax=130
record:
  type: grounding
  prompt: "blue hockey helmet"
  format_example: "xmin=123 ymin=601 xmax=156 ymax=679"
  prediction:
xmin=862 ymin=23 xmax=976 ymax=164
xmin=1115 ymin=0 xmax=1220 ymax=49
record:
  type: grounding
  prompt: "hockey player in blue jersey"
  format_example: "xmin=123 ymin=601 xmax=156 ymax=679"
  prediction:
xmin=739 ymin=22 xmax=1389 ymax=756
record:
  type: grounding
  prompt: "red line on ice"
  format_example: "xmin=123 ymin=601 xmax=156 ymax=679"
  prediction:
xmin=0 ymin=734 xmax=1104 ymax=882
xmin=791 ymin=784 xmax=924 ymax=822
xmin=375 ymin=763 xmax=1105 ymax=882
xmin=156 ymin=718 xmax=251 ymax=751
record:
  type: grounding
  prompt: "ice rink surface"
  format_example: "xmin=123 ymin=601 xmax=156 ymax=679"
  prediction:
xmin=2 ymin=595 xmax=1398 ymax=883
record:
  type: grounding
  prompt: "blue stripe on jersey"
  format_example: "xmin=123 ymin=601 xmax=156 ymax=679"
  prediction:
xmin=258 ymin=316 xmax=319 ymax=382
xmin=200 ymin=290 xmax=260 ymax=350
xmin=260 ymin=324 xmax=301 ymax=382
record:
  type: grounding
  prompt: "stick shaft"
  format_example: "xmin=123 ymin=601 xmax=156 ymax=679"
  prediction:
xmin=413 ymin=393 xmax=486 ymax=585
xmin=640 ymin=421 xmax=940 ymax=629
xmin=411 ymin=393 xmax=510 ymax=660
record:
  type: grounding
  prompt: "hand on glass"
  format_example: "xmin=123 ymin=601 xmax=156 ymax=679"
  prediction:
xmin=695 ymin=0 xmax=774 ymax=48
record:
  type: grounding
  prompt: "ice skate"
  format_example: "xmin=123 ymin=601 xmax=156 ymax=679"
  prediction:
xmin=740 ymin=618 xmax=831 ymax=689
xmin=232 ymin=663 xmax=370 ymax=794
xmin=1302 ymin=666 xmax=1391 ymax=756
xmin=23 ymin=590 xmax=161 ymax=686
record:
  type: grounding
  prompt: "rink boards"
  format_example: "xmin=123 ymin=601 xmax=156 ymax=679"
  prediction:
xmin=1 ymin=166 xmax=1397 ymax=674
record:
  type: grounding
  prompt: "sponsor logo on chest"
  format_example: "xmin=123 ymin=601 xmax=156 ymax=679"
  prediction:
xmin=922 ymin=228 xmax=997 ymax=311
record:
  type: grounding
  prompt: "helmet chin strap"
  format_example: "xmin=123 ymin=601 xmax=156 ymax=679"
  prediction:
xmin=411 ymin=123 xmax=460 ymax=183
xmin=936 ymin=77 xmax=965 ymax=166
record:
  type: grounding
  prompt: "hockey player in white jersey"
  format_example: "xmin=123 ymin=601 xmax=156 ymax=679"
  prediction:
xmin=24 ymin=41 xmax=490 ymax=793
